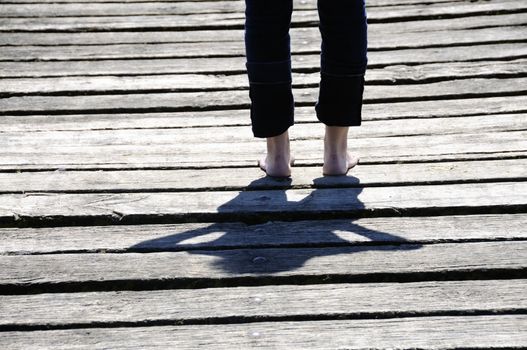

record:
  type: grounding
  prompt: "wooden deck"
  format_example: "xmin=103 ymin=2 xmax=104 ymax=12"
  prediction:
xmin=1 ymin=0 xmax=526 ymax=348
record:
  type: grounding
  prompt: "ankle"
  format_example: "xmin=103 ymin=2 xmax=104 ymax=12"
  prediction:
xmin=324 ymin=126 xmax=349 ymax=155
xmin=266 ymin=130 xmax=290 ymax=158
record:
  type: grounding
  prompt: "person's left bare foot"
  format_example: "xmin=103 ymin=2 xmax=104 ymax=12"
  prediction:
xmin=322 ymin=151 xmax=359 ymax=176
xmin=322 ymin=126 xmax=359 ymax=176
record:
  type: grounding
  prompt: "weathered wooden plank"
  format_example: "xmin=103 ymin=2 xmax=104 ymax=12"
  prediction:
xmin=1 ymin=158 xmax=525 ymax=195
xmin=1 ymin=130 xmax=526 ymax=169
xmin=0 ymin=27 xmax=526 ymax=72
xmin=7 ymin=0 xmax=306 ymax=17
xmin=0 ymin=0 xmax=481 ymax=17
xmin=2 ymin=315 xmax=527 ymax=349
xmin=3 ymin=23 xmax=525 ymax=47
xmin=2 ymin=315 xmax=525 ymax=349
xmin=3 ymin=42 xmax=526 ymax=77
xmin=1 ymin=97 xmax=524 ymax=131
xmin=0 ymin=0 xmax=525 ymax=31
xmin=1 ymin=111 xmax=526 ymax=164
xmin=0 ymin=280 xmax=525 ymax=329
xmin=0 ymin=241 xmax=526 ymax=287
xmin=3 ymin=33 xmax=527 ymax=61
xmin=1 ymin=0 xmax=231 ymax=2
xmin=3 ymin=13 xmax=525 ymax=47
xmin=3 ymin=59 xmax=527 ymax=95
xmin=0 ymin=1 xmax=269 ymax=17
xmin=2 ymin=113 xmax=526 ymax=150
xmin=1 ymin=213 xmax=526 ymax=254
xmin=1 ymin=77 xmax=525 ymax=115
xmin=2 ymin=0 xmax=226 ymax=1
xmin=0 ymin=182 xmax=525 ymax=225
xmin=0 ymin=0 xmax=464 ymax=5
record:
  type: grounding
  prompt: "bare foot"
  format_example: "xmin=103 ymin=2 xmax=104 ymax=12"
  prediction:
xmin=322 ymin=126 xmax=359 ymax=176
xmin=258 ymin=130 xmax=293 ymax=178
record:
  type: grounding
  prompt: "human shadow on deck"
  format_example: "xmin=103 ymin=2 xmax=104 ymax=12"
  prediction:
xmin=131 ymin=177 xmax=422 ymax=274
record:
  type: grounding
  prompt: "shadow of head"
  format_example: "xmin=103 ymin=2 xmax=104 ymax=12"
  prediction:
xmin=131 ymin=176 xmax=422 ymax=274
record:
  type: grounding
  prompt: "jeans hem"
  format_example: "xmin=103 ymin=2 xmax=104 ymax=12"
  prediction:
xmin=252 ymin=120 xmax=294 ymax=138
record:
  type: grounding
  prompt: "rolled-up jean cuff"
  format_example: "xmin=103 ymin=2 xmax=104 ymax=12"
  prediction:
xmin=246 ymin=59 xmax=292 ymax=84
xmin=249 ymin=82 xmax=294 ymax=138
xmin=321 ymin=57 xmax=367 ymax=77
xmin=315 ymin=73 xmax=365 ymax=126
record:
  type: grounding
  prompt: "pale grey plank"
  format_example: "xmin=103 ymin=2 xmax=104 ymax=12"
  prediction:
xmin=0 ymin=0 xmax=480 ymax=17
xmin=1 ymin=128 xmax=525 ymax=169
xmin=1 ymin=77 xmax=526 ymax=115
xmin=0 ymin=0 xmax=464 ymax=5
xmin=2 ymin=315 xmax=526 ymax=349
xmin=2 ymin=12 xmax=525 ymax=48
xmin=1 ymin=97 xmax=524 ymax=131
xmin=0 ymin=157 xmax=525 ymax=194
xmin=2 ymin=37 xmax=526 ymax=62
xmin=3 ymin=59 xmax=527 ymax=95
xmin=3 ymin=114 xmax=526 ymax=145
xmin=0 ymin=280 xmax=525 ymax=327
xmin=0 ymin=0 xmax=525 ymax=31
xmin=3 ymin=24 xmax=525 ymax=49
xmin=3 ymin=18 xmax=526 ymax=48
xmin=1 ymin=25 xmax=525 ymax=61
xmin=2 ymin=42 xmax=526 ymax=77
xmin=1 ymin=315 xmax=526 ymax=349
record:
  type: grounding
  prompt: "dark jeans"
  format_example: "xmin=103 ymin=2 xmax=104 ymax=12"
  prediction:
xmin=244 ymin=0 xmax=368 ymax=138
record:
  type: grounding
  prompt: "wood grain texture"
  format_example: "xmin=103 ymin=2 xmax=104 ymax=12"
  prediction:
xmin=1 ymin=214 xmax=526 ymax=254
xmin=3 ymin=42 xmax=526 ymax=77
xmin=2 ymin=26 xmax=526 ymax=62
xmin=2 ymin=59 xmax=527 ymax=95
xmin=1 ymin=97 xmax=524 ymax=131
xmin=0 ymin=280 xmax=525 ymax=327
xmin=0 ymin=0 xmax=470 ymax=5
xmin=1 ymin=77 xmax=526 ymax=115
xmin=4 ymin=113 xmax=526 ymax=145
xmin=0 ymin=0 xmax=488 ymax=18
xmin=1 ymin=128 xmax=526 ymax=169
xmin=0 ymin=0 xmax=525 ymax=31
xmin=2 ymin=11 xmax=525 ymax=47
xmin=0 ymin=315 xmax=526 ymax=349
xmin=2 ymin=24 xmax=525 ymax=49
xmin=1 ymin=158 xmax=525 ymax=194
xmin=0 ymin=182 xmax=525 ymax=224
xmin=0 ymin=241 xmax=526 ymax=285
xmin=3 ymin=38 xmax=526 ymax=62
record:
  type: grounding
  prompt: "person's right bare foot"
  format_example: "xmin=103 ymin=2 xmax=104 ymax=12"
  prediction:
xmin=322 ymin=126 xmax=359 ymax=176
xmin=258 ymin=130 xmax=292 ymax=178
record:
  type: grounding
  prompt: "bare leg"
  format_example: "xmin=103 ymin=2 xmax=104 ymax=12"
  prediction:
xmin=258 ymin=130 xmax=292 ymax=178
xmin=323 ymin=126 xmax=359 ymax=176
